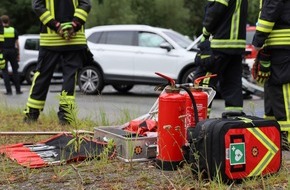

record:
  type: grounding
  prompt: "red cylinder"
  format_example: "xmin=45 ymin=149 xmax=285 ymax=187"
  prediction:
xmin=156 ymin=87 xmax=186 ymax=171
xmin=185 ymin=88 xmax=208 ymax=128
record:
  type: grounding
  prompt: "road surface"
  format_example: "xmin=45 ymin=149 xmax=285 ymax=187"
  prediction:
xmin=0 ymin=82 xmax=264 ymax=124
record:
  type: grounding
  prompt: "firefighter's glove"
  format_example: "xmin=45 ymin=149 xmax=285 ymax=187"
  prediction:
xmin=60 ymin=22 xmax=74 ymax=40
xmin=0 ymin=53 xmax=5 ymax=70
xmin=251 ymin=49 xmax=271 ymax=86
xmin=72 ymin=19 xmax=82 ymax=32
xmin=194 ymin=39 xmax=215 ymax=70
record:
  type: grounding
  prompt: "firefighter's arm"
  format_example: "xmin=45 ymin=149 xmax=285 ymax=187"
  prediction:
xmin=252 ymin=0 xmax=285 ymax=48
xmin=72 ymin=0 xmax=92 ymax=32
xmin=32 ymin=0 xmax=61 ymax=32
xmin=203 ymin=0 xmax=228 ymax=35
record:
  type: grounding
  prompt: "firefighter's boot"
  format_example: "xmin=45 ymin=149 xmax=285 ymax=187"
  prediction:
xmin=23 ymin=107 xmax=40 ymax=123
xmin=57 ymin=106 xmax=70 ymax=125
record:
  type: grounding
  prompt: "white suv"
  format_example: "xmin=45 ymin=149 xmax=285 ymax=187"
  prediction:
xmin=79 ymin=24 xmax=199 ymax=94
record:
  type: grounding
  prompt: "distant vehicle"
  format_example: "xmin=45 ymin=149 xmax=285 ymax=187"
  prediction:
xmin=7 ymin=25 xmax=262 ymax=97
xmin=2 ymin=34 xmax=62 ymax=84
xmin=79 ymin=24 xmax=200 ymax=94
xmin=245 ymin=26 xmax=257 ymax=65
xmin=243 ymin=26 xmax=264 ymax=98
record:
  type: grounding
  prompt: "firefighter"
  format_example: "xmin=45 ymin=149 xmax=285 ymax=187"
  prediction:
xmin=1 ymin=15 xmax=22 ymax=95
xmin=0 ymin=18 xmax=5 ymax=75
xmin=24 ymin=0 xmax=91 ymax=124
xmin=252 ymin=0 xmax=290 ymax=143
xmin=193 ymin=0 xmax=248 ymax=116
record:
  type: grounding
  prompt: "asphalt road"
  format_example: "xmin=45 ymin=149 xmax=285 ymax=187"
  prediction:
xmin=0 ymin=82 xmax=265 ymax=124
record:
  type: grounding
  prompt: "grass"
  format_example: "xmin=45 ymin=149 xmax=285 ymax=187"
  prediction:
xmin=0 ymin=102 xmax=289 ymax=189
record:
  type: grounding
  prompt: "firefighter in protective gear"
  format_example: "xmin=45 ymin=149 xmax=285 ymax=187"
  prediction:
xmin=193 ymin=0 xmax=248 ymax=117
xmin=1 ymin=15 xmax=22 ymax=95
xmin=0 ymin=19 xmax=4 ymax=71
xmin=24 ymin=0 xmax=91 ymax=124
xmin=252 ymin=0 xmax=290 ymax=143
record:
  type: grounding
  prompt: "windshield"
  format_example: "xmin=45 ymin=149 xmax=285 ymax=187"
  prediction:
xmin=163 ymin=30 xmax=193 ymax=49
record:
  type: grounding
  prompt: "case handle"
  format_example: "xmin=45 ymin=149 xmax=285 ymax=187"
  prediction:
xmin=222 ymin=111 xmax=246 ymax=118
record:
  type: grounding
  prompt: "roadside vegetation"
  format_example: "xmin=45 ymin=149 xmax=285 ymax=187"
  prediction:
xmin=0 ymin=0 xmax=259 ymax=38
xmin=0 ymin=99 xmax=289 ymax=189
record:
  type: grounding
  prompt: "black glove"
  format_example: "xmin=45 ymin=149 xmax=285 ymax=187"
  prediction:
xmin=72 ymin=18 xmax=82 ymax=32
xmin=251 ymin=49 xmax=271 ymax=86
xmin=194 ymin=39 xmax=215 ymax=70
xmin=47 ymin=19 xmax=61 ymax=32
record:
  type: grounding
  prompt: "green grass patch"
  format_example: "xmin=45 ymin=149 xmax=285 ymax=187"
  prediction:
xmin=0 ymin=103 xmax=288 ymax=189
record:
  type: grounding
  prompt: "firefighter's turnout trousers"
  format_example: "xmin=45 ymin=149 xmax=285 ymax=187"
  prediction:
xmin=194 ymin=51 xmax=243 ymax=116
xmin=263 ymin=49 xmax=290 ymax=143
xmin=25 ymin=48 xmax=85 ymax=121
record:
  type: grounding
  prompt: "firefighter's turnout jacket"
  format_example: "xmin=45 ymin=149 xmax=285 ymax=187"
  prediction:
xmin=252 ymin=0 xmax=290 ymax=142
xmin=202 ymin=0 xmax=247 ymax=55
xmin=32 ymin=0 xmax=91 ymax=51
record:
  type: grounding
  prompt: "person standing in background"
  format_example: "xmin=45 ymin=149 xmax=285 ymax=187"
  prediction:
xmin=23 ymin=0 xmax=91 ymax=124
xmin=193 ymin=0 xmax=248 ymax=117
xmin=0 ymin=18 xmax=5 ymax=77
xmin=1 ymin=15 xmax=22 ymax=95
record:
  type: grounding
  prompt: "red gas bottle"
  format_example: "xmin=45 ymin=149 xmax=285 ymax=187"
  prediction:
xmin=184 ymin=74 xmax=217 ymax=129
xmin=155 ymin=72 xmax=186 ymax=171
xmin=184 ymin=86 xmax=208 ymax=128
xmin=156 ymin=86 xmax=186 ymax=171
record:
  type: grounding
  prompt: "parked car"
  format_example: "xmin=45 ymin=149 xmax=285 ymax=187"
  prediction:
xmin=79 ymin=24 xmax=200 ymax=94
xmin=17 ymin=34 xmax=39 ymax=84
xmin=8 ymin=25 xmax=259 ymax=97
xmin=2 ymin=34 xmax=62 ymax=84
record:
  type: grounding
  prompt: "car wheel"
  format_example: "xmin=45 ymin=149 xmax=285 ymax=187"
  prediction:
xmin=112 ymin=84 xmax=134 ymax=93
xmin=25 ymin=65 xmax=36 ymax=85
xmin=78 ymin=66 xmax=104 ymax=95
xmin=180 ymin=67 xmax=196 ymax=84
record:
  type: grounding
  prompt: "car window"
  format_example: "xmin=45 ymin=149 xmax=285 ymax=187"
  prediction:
xmin=98 ymin=31 xmax=135 ymax=46
xmin=24 ymin=38 xmax=40 ymax=50
xmin=138 ymin=32 xmax=166 ymax=48
xmin=87 ymin=32 xmax=102 ymax=43
xmin=163 ymin=30 xmax=192 ymax=49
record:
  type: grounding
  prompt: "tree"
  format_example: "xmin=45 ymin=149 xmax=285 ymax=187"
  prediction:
xmin=0 ymin=0 xmax=39 ymax=34
xmin=86 ymin=0 xmax=136 ymax=28
xmin=184 ymin=0 xmax=207 ymax=37
xmin=0 ymin=0 xmax=261 ymax=36
xmin=151 ymin=0 xmax=190 ymax=37
xmin=131 ymin=0 xmax=156 ymax=25
xmin=247 ymin=0 xmax=259 ymax=26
